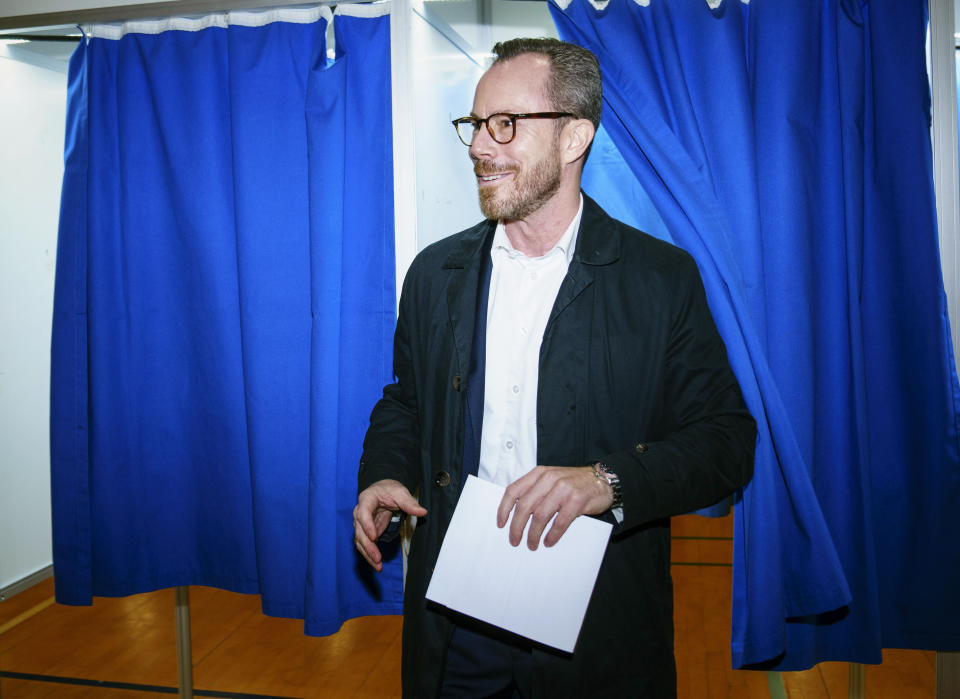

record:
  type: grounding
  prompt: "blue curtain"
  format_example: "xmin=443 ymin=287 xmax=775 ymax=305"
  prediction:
xmin=551 ymin=0 xmax=960 ymax=669
xmin=50 ymin=8 xmax=403 ymax=635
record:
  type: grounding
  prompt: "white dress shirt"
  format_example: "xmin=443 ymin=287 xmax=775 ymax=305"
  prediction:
xmin=478 ymin=196 xmax=583 ymax=487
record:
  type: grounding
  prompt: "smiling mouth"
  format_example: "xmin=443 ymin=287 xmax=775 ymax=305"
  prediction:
xmin=475 ymin=159 xmax=516 ymax=187
xmin=477 ymin=172 xmax=512 ymax=184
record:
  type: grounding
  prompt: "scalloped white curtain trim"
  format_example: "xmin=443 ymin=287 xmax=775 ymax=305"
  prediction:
xmin=336 ymin=2 xmax=391 ymax=18
xmin=82 ymin=5 xmax=336 ymax=40
xmin=553 ymin=0 xmax=748 ymax=9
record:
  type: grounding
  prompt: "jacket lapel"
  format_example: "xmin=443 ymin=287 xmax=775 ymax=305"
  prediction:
xmin=443 ymin=220 xmax=495 ymax=377
xmin=545 ymin=194 xmax=621 ymax=335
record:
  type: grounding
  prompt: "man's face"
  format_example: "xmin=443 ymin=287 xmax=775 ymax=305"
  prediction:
xmin=469 ymin=54 xmax=563 ymax=221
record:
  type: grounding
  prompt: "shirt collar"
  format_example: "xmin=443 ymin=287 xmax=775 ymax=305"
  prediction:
xmin=491 ymin=194 xmax=584 ymax=265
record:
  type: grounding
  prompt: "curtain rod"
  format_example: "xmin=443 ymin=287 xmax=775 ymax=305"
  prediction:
xmin=0 ymin=0 xmax=373 ymax=33
xmin=0 ymin=34 xmax=81 ymax=42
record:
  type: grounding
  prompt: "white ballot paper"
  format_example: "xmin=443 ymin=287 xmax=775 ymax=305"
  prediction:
xmin=425 ymin=474 xmax=612 ymax=653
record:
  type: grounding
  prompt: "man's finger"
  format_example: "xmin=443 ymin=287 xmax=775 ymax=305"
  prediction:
xmin=525 ymin=487 xmax=567 ymax=550
xmin=509 ymin=493 xmax=544 ymax=547
xmin=498 ymin=476 xmax=528 ymax=527
xmin=354 ymin=496 xmax=382 ymax=543
xmin=507 ymin=472 xmax=557 ymax=546
xmin=354 ymin=480 xmax=427 ymax=572
xmin=354 ymin=518 xmax=383 ymax=571
xmin=524 ymin=512 xmax=548 ymax=551
xmin=393 ymin=488 xmax=428 ymax=518
xmin=540 ymin=474 xmax=596 ymax=547
xmin=354 ymin=534 xmax=379 ymax=569
xmin=542 ymin=510 xmax=576 ymax=548
xmin=498 ymin=466 xmax=551 ymax=527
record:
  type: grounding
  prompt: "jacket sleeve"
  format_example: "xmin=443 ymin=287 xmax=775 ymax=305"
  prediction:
xmin=357 ymin=263 xmax=423 ymax=497
xmin=600 ymin=257 xmax=756 ymax=533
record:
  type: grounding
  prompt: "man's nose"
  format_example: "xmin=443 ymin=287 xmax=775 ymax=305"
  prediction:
xmin=469 ymin=123 xmax=497 ymax=161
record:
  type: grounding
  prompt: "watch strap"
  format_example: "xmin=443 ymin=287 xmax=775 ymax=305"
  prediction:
xmin=592 ymin=461 xmax=623 ymax=509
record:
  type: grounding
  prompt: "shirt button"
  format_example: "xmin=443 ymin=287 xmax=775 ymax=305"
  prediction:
xmin=505 ymin=440 xmax=514 ymax=449
xmin=434 ymin=470 xmax=451 ymax=487
xmin=635 ymin=443 xmax=648 ymax=453
xmin=512 ymin=385 xmax=520 ymax=394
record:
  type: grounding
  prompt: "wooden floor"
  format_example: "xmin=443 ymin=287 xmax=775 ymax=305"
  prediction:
xmin=0 ymin=514 xmax=936 ymax=698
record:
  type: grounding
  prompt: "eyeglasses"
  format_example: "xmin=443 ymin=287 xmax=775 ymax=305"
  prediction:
xmin=451 ymin=112 xmax=575 ymax=146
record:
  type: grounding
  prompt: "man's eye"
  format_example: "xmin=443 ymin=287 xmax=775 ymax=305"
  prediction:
xmin=493 ymin=116 xmax=513 ymax=129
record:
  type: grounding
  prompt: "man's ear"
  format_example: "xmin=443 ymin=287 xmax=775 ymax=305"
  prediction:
xmin=562 ymin=118 xmax=596 ymax=165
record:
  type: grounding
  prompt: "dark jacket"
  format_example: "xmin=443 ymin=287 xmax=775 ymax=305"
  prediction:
xmin=359 ymin=196 xmax=756 ymax=698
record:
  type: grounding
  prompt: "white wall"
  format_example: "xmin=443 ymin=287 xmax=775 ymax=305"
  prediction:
xmin=411 ymin=0 xmax=558 ymax=250
xmin=0 ymin=40 xmax=71 ymax=592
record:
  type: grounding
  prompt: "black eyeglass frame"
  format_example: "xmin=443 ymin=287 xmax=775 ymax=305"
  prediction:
xmin=451 ymin=112 xmax=576 ymax=146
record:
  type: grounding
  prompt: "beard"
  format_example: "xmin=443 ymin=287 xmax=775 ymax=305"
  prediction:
xmin=475 ymin=147 xmax=563 ymax=222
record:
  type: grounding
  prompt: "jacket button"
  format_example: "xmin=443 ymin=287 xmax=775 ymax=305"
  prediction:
xmin=635 ymin=442 xmax=648 ymax=453
xmin=452 ymin=375 xmax=462 ymax=391
xmin=435 ymin=470 xmax=451 ymax=487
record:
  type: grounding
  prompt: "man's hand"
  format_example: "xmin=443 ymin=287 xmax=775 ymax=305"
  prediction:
xmin=354 ymin=479 xmax=427 ymax=572
xmin=496 ymin=465 xmax=613 ymax=550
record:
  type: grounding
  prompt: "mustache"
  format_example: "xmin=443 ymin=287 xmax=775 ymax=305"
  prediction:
xmin=474 ymin=161 xmax=515 ymax=177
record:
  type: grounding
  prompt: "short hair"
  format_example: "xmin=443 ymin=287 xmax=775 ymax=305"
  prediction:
xmin=491 ymin=37 xmax=602 ymax=129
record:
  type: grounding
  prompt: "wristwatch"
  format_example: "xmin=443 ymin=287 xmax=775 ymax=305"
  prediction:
xmin=592 ymin=461 xmax=623 ymax=509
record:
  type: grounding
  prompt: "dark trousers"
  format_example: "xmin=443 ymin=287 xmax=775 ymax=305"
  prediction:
xmin=439 ymin=623 xmax=534 ymax=699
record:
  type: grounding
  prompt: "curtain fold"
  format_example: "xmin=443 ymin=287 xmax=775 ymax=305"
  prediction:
xmin=50 ymin=6 xmax=403 ymax=633
xmin=551 ymin=0 xmax=960 ymax=669
xmin=303 ymin=6 xmax=402 ymax=635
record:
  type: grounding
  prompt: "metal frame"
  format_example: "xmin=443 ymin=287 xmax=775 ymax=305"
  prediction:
xmin=931 ymin=0 xmax=960 ymax=357
xmin=391 ymin=0 xmax=417 ymax=303
xmin=924 ymin=0 xmax=960 ymax=697
xmin=848 ymin=663 xmax=865 ymax=699
xmin=174 ymin=586 xmax=194 ymax=699
xmin=411 ymin=1 xmax=481 ymax=69
xmin=940 ymin=653 xmax=960 ymax=699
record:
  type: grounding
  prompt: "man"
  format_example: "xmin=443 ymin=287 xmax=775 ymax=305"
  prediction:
xmin=354 ymin=38 xmax=755 ymax=698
